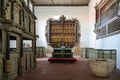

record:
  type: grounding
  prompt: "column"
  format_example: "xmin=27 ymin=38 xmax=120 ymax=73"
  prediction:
xmin=3 ymin=32 xmax=11 ymax=80
xmin=11 ymin=1 xmax=14 ymax=20
xmin=19 ymin=35 xmax=24 ymax=76
xmin=1 ymin=0 xmax=5 ymax=18
xmin=0 ymin=0 xmax=1 ymax=17
xmin=32 ymin=39 xmax=36 ymax=67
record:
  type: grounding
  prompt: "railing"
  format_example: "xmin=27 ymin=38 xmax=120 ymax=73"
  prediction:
xmin=81 ymin=48 xmax=116 ymax=61
xmin=81 ymin=48 xmax=116 ymax=68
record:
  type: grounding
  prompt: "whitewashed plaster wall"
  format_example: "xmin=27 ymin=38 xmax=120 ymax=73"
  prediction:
xmin=34 ymin=6 xmax=90 ymax=48
xmin=88 ymin=0 xmax=101 ymax=48
xmin=96 ymin=34 xmax=120 ymax=69
xmin=89 ymin=0 xmax=120 ymax=69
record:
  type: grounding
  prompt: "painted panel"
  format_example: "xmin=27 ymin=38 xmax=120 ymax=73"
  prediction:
xmin=31 ymin=54 xmax=34 ymax=68
xmin=10 ymin=58 xmax=18 ymax=79
xmin=10 ymin=53 xmax=19 ymax=79
xmin=24 ymin=52 xmax=34 ymax=72
xmin=24 ymin=55 xmax=27 ymax=72
xmin=108 ymin=18 xmax=120 ymax=34
xmin=27 ymin=55 xmax=30 ymax=70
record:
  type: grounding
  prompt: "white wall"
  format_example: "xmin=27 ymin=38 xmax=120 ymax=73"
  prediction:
xmin=97 ymin=34 xmax=120 ymax=69
xmin=35 ymin=6 xmax=90 ymax=48
xmin=88 ymin=0 xmax=100 ymax=48
xmin=89 ymin=0 xmax=120 ymax=69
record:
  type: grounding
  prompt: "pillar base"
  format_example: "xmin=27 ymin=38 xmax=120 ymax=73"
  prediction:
xmin=3 ymin=73 xmax=11 ymax=80
xmin=19 ymin=66 xmax=25 ymax=77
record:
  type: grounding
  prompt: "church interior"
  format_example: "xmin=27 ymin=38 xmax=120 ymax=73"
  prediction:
xmin=0 ymin=0 xmax=120 ymax=80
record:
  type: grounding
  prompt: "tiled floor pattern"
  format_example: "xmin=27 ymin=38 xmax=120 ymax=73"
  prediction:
xmin=15 ymin=57 xmax=120 ymax=80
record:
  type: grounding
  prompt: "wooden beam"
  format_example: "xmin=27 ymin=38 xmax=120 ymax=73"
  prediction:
xmin=35 ymin=4 xmax=88 ymax=6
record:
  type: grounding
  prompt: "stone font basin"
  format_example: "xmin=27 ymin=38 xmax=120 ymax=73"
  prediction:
xmin=89 ymin=59 xmax=115 ymax=77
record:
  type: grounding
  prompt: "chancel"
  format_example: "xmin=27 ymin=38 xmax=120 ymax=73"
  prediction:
xmin=45 ymin=15 xmax=80 ymax=62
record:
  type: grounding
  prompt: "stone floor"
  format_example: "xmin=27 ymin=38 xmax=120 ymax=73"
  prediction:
xmin=15 ymin=57 xmax=120 ymax=80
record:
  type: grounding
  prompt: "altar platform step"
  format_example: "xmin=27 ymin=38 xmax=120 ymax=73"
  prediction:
xmin=48 ymin=57 xmax=77 ymax=62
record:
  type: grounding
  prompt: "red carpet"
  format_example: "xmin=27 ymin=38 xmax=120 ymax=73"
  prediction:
xmin=48 ymin=57 xmax=77 ymax=62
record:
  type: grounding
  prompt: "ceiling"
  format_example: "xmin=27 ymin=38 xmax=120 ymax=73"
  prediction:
xmin=32 ymin=0 xmax=90 ymax=6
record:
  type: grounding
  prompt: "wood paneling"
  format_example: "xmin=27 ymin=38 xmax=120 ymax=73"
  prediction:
xmin=95 ymin=0 xmax=120 ymax=39
xmin=108 ymin=18 xmax=120 ymax=34
xmin=100 ymin=0 xmax=118 ymax=25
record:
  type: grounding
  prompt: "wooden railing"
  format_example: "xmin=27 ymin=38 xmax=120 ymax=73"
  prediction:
xmin=81 ymin=48 xmax=116 ymax=61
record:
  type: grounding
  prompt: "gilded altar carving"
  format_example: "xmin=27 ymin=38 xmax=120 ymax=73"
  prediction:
xmin=46 ymin=15 xmax=80 ymax=48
